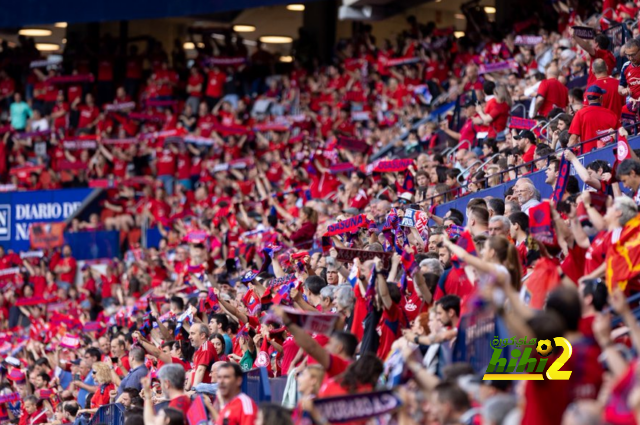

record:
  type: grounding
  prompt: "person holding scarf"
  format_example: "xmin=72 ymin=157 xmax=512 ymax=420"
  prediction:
xmin=277 ymin=206 xmax=318 ymax=250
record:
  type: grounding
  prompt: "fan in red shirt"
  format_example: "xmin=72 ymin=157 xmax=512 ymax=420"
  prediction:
xmin=73 ymin=93 xmax=100 ymax=132
xmin=52 ymin=245 xmax=77 ymax=284
xmin=22 ymin=396 xmax=47 ymax=425
xmin=214 ymin=363 xmax=257 ymax=425
xmin=573 ymin=32 xmax=616 ymax=86
xmin=534 ymin=67 xmax=568 ymax=118
xmin=188 ymin=323 xmax=219 ymax=388
xmin=316 ymin=353 xmax=384 ymax=425
xmin=568 ymin=85 xmax=620 ymax=152
xmin=206 ymin=66 xmax=227 ymax=104
xmin=587 ymin=59 xmax=625 ymax=118
xmin=155 ymin=363 xmax=192 ymax=421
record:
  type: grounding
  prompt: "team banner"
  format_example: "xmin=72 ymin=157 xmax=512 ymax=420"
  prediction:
xmin=212 ymin=158 xmax=253 ymax=172
xmin=281 ymin=306 xmax=339 ymax=335
xmin=325 ymin=214 xmax=371 ymax=237
xmin=105 ymin=102 xmax=135 ymax=112
xmin=129 ymin=112 xmax=164 ymax=122
xmin=351 ymin=111 xmax=371 ymax=121
xmin=367 ymin=158 xmax=413 ymax=174
xmin=0 ymin=393 xmax=19 ymax=404
xmin=9 ymin=165 xmax=45 ymax=176
xmin=63 ymin=140 xmax=97 ymax=150
xmin=0 ymin=268 xmax=19 ymax=281
xmin=514 ymin=35 xmax=543 ymax=46
xmin=313 ymin=390 xmax=402 ymax=424
xmin=182 ymin=136 xmax=218 ymax=146
xmin=337 ymin=136 xmax=370 ymax=153
xmin=330 ymin=163 xmax=356 ymax=175
xmin=509 ymin=117 xmax=537 ymax=130
xmin=30 ymin=222 xmax=66 ymax=249
xmin=573 ymin=26 xmax=595 ymax=39
xmin=205 ymin=56 xmax=246 ymax=66
xmin=15 ymin=129 xmax=50 ymax=139
xmin=30 ymin=57 xmax=63 ymax=68
xmin=400 ymin=209 xmax=418 ymax=227
xmin=529 ymin=201 xmax=557 ymax=245
xmin=617 ymin=134 xmax=633 ymax=161
xmin=145 ymin=99 xmax=177 ymax=108
xmin=58 ymin=161 xmax=88 ymax=171
xmin=479 ymin=60 xmax=516 ymax=74
xmin=47 ymin=74 xmax=94 ymax=84
xmin=335 ymin=248 xmax=392 ymax=269
xmin=102 ymin=138 xmax=139 ymax=145
xmin=552 ymin=155 xmax=570 ymax=204
xmin=59 ymin=334 xmax=81 ymax=349
xmin=381 ymin=56 xmax=422 ymax=67
xmin=269 ymin=273 xmax=296 ymax=287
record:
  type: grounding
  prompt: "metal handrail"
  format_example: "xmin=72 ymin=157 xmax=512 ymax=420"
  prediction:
xmin=418 ymin=121 xmax=640 ymax=206
xmin=510 ymin=103 xmax=527 ymax=118
xmin=539 ymin=115 xmax=561 ymax=141
xmin=443 ymin=140 xmax=472 ymax=162
xmin=456 ymin=159 xmax=483 ymax=183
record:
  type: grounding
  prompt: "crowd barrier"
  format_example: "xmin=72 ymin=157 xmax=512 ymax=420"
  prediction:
xmin=434 ymin=137 xmax=634 ymax=223
xmin=89 ymin=403 xmax=125 ymax=425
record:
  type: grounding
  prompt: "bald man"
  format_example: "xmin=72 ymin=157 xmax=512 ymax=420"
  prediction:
xmin=589 ymin=58 xmax=624 ymax=117
xmin=534 ymin=67 xmax=569 ymax=117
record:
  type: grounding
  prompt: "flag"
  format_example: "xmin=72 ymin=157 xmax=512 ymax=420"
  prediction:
xmin=401 ymin=248 xmax=418 ymax=276
xmin=321 ymin=236 xmax=332 ymax=254
xmin=59 ymin=334 xmax=80 ymax=349
xmin=451 ymin=230 xmax=476 ymax=269
xmin=325 ymin=214 xmax=372 ymax=237
xmin=365 ymin=264 xmax=377 ymax=311
xmin=552 ymin=154 xmax=570 ymax=204
xmin=617 ymin=134 xmax=633 ymax=161
xmin=606 ymin=214 xmax=640 ymax=291
xmin=348 ymin=263 xmax=360 ymax=288
xmin=280 ymin=307 xmax=339 ymax=335
xmin=520 ymin=257 xmax=561 ymax=308
xmin=272 ymin=282 xmax=295 ymax=306
xmin=529 ymin=201 xmax=557 ymax=246
xmin=187 ymin=395 xmax=209 ymax=425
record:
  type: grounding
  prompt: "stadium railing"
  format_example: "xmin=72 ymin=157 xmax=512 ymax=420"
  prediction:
xmin=88 ymin=403 xmax=125 ymax=425
xmin=426 ymin=122 xmax=640 ymax=219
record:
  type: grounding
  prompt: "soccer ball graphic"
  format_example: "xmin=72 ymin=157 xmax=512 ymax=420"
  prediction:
xmin=536 ymin=339 xmax=553 ymax=356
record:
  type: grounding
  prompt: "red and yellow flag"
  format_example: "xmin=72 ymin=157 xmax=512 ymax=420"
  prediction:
xmin=606 ymin=214 xmax=640 ymax=292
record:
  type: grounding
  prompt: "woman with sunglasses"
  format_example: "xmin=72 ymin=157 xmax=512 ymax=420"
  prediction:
xmin=77 ymin=362 xmax=115 ymax=415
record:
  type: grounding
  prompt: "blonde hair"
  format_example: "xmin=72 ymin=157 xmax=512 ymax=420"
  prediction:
xmin=92 ymin=362 xmax=112 ymax=385
xmin=494 ymin=84 xmax=513 ymax=108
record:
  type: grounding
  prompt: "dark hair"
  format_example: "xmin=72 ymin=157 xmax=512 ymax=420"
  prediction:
xmin=35 ymin=358 xmax=51 ymax=368
xmin=545 ymin=286 xmax=581 ymax=332
xmin=170 ymin=296 xmax=185 ymax=311
xmin=64 ymin=402 xmax=80 ymax=417
xmin=508 ymin=212 xmax=529 ymax=233
xmin=331 ymin=331 xmax=359 ymax=358
xmin=129 ymin=397 xmax=144 ymax=409
xmin=85 ymin=348 xmax=102 ymax=362
xmin=211 ymin=334 xmax=226 ymax=353
xmin=595 ymin=33 xmax=610 ymax=50
xmin=258 ymin=404 xmax=294 ymax=425
xmin=487 ymin=236 xmax=522 ymax=291
xmin=123 ymin=387 xmax=141 ymax=399
xmin=339 ymin=352 xmax=383 ymax=393
xmin=617 ymin=159 xmax=640 ymax=177
xmin=387 ymin=282 xmax=401 ymax=304
xmin=442 ymin=362 xmax=475 ymax=381
xmin=487 ymin=198 xmax=505 ymax=216
xmin=582 ymin=279 xmax=608 ymax=312
xmin=304 ymin=276 xmax=327 ymax=296
xmin=37 ymin=372 xmax=51 ymax=383
xmin=124 ymin=415 xmax=144 ymax=425
xmin=437 ymin=295 xmax=461 ymax=317
xmin=219 ymin=361 xmax=243 ymax=378
xmin=447 ymin=209 xmax=464 ymax=224
xmin=569 ymin=87 xmax=584 ymax=101
xmin=211 ymin=314 xmax=229 ymax=332
xmin=161 ymin=408 xmax=185 ymax=425
xmin=483 ymin=80 xmax=496 ymax=96
xmin=469 ymin=206 xmax=489 ymax=226
xmin=434 ymin=382 xmax=471 ymax=412
xmin=527 ymin=310 xmax=567 ymax=341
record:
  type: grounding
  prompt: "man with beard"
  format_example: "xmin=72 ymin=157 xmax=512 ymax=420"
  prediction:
xmin=157 ymin=364 xmax=191 ymax=418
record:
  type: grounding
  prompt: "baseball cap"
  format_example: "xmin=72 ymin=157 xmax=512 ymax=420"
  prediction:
xmin=399 ymin=192 xmax=413 ymax=201
xmin=513 ymin=130 xmax=536 ymax=142
xmin=585 ymin=85 xmax=607 ymax=97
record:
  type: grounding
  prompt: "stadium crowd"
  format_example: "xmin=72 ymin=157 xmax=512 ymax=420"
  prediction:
xmin=5 ymin=0 xmax=640 ymax=424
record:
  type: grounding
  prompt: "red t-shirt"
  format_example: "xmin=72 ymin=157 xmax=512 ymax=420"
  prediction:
xmin=188 ymin=74 xmax=204 ymax=97
xmin=156 ymin=149 xmax=176 ymax=176
xmin=280 ymin=336 xmax=299 ymax=376
xmin=376 ymin=303 xmax=403 ymax=360
xmin=192 ymin=341 xmax=218 ymax=384
xmin=206 ymin=71 xmax=226 ymax=98
xmin=98 ymin=60 xmax=114 ymax=82
xmin=522 ymin=143 xmax=536 ymax=164
xmin=589 ymin=76 xmax=625 ymax=118
xmin=78 ymin=105 xmax=99 ymax=129
xmin=214 ymin=394 xmax=257 ymax=425
xmin=584 ymin=231 xmax=612 ymax=275
xmin=587 ymin=49 xmax=616 ymax=85
xmin=568 ymin=104 xmax=619 ymax=151
xmin=485 ymin=98 xmax=510 ymax=135
xmin=91 ymin=383 xmax=115 ymax=408
xmin=168 ymin=395 xmax=191 ymax=419
xmin=57 ymin=257 xmax=77 ymax=284
xmin=537 ymin=78 xmax=568 ymax=117
xmin=351 ymin=286 xmax=367 ymax=340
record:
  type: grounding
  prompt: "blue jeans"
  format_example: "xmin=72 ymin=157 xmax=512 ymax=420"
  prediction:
xmin=158 ymin=175 xmax=174 ymax=195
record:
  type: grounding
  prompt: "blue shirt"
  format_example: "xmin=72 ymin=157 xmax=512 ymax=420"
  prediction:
xmin=117 ymin=364 xmax=149 ymax=397
xmin=223 ymin=334 xmax=233 ymax=355
xmin=77 ymin=374 xmax=95 ymax=408
xmin=9 ymin=101 xmax=31 ymax=130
